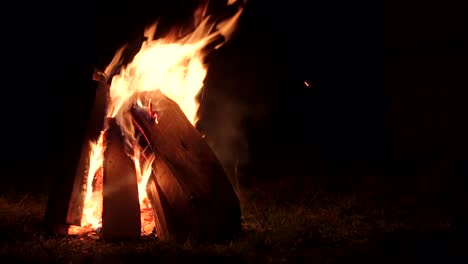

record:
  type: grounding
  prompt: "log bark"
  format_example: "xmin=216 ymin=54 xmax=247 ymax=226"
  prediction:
xmin=131 ymin=91 xmax=241 ymax=242
xmin=101 ymin=118 xmax=141 ymax=240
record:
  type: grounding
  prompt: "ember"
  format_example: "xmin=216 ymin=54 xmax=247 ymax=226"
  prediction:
xmin=46 ymin=1 xmax=245 ymax=242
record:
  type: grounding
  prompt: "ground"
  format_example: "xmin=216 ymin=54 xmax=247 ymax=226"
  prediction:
xmin=1 ymin=175 xmax=467 ymax=263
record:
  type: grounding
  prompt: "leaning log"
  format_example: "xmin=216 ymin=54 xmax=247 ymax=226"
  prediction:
xmin=131 ymin=91 xmax=241 ymax=242
xmin=145 ymin=172 xmax=186 ymax=241
xmin=44 ymin=72 xmax=107 ymax=235
xmin=101 ymin=118 xmax=141 ymax=240
xmin=66 ymin=72 xmax=109 ymax=226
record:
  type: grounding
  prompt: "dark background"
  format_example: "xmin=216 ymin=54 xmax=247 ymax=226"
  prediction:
xmin=2 ymin=1 xmax=467 ymax=198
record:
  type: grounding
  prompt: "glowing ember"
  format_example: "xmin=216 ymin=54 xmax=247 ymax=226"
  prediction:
xmin=68 ymin=1 xmax=244 ymax=236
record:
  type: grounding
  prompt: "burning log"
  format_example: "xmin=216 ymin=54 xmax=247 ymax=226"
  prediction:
xmin=101 ymin=118 xmax=141 ymax=240
xmin=66 ymin=73 xmax=109 ymax=226
xmin=131 ymin=91 xmax=241 ymax=242
xmin=44 ymin=74 xmax=107 ymax=234
xmin=45 ymin=1 xmax=246 ymax=240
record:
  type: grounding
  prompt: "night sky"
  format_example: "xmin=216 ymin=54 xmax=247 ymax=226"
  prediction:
xmin=2 ymin=1 xmax=467 ymax=192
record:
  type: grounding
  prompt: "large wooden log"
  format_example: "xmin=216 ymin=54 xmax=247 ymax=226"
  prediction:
xmin=101 ymin=118 xmax=141 ymax=240
xmin=131 ymin=91 xmax=241 ymax=242
xmin=44 ymin=75 xmax=106 ymax=234
xmin=65 ymin=73 xmax=109 ymax=226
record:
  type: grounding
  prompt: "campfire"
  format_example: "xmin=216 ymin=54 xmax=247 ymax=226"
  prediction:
xmin=45 ymin=1 xmax=244 ymax=242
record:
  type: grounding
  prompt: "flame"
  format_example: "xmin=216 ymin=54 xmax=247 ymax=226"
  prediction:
xmin=81 ymin=134 xmax=105 ymax=228
xmin=69 ymin=1 xmax=244 ymax=236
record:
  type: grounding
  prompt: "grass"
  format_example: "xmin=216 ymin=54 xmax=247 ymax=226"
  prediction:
xmin=1 ymin=176 xmax=467 ymax=263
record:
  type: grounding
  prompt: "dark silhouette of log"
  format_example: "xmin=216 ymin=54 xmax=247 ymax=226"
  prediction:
xmin=44 ymin=75 xmax=106 ymax=234
xmin=131 ymin=91 xmax=241 ymax=242
xmin=101 ymin=118 xmax=141 ymax=240
xmin=66 ymin=74 xmax=109 ymax=226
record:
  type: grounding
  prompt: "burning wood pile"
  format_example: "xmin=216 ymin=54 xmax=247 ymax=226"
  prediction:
xmin=45 ymin=1 xmax=244 ymax=242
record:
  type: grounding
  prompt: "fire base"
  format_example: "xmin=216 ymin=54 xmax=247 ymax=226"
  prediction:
xmin=45 ymin=84 xmax=241 ymax=243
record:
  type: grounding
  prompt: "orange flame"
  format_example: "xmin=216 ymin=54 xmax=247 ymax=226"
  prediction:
xmin=70 ymin=1 xmax=244 ymax=236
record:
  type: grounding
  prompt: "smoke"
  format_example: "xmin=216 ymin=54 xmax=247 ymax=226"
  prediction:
xmin=197 ymin=91 xmax=256 ymax=193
